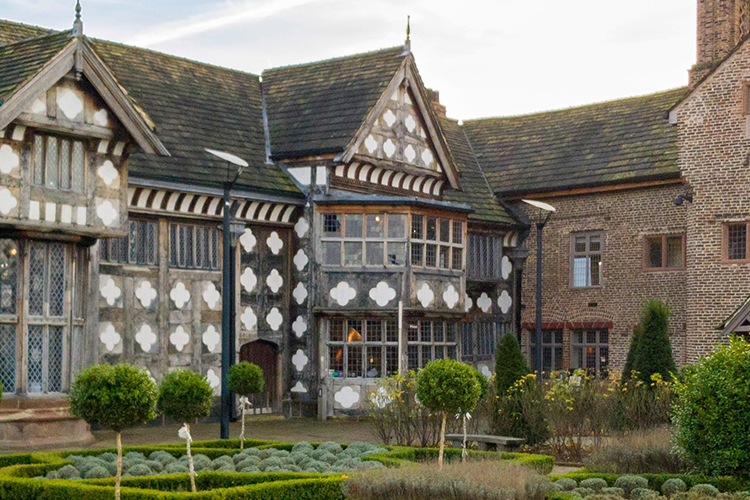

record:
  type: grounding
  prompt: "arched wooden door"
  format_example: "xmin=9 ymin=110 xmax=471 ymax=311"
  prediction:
xmin=239 ymin=340 xmax=278 ymax=413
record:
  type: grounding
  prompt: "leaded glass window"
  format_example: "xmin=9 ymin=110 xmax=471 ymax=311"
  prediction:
xmin=0 ymin=324 xmax=16 ymax=393
xmin=406 ymin=320 xmax=459 ymax=370
xmin=327 ymin=318 xmax=399 ymax=378
xmin=169 ymin=223 xmax=219 ymax=270
xmin=31 ymin=134 xmax=85 ymax=192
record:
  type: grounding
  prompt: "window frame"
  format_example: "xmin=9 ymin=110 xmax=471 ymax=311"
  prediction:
xmin=320 ymin=212 xmax=410 ymax=268
xmin=100 ymin=220 xmax=158 ymax=266
xmin=723 ymin=222 xmax=750 ymax=263
xmin=571 ymin=329 xmax=609 ymax=379
xmin=643 ymin=234 xmax=686 ymax=271
xmin=529 ymin=329 xmax=564 ymax=375
xmin=570 ymin=231 xmax=604 ymax=288
xmin=169 ymin=222 xmax=220 ymax=270
xmin=406 ymin=320 xmax=459 ymax=370
xmin=31 ymin=133 xmax=86 ymax=193
xmin=410 ymin=216 xmax=464 ymax=271
xmin=326 ymin=318 xmax=400 ymax=379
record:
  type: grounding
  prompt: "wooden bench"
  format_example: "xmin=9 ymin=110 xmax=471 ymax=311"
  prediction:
xmin=445 ymin=434 xmax=525 ymax=452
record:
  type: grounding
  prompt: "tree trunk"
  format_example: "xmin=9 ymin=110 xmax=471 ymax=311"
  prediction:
xmin=240 ymin=395 xmax=246 ymax=450
xmin=462 ymin=414 xmax=468 ymax=463
xmin=439 ymin=413 xmax=447 ymax=469
xmin=116 ymin=431 xmax=122 ymax=500
xmin=185 ymin=423 xmax=197 ymax=493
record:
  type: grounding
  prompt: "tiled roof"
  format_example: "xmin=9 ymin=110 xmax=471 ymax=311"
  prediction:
xmin=262 ymin=47 xmax=407 ymax=159
xmin=0 ymin=20 xmax=52 ymax=46
xmin=440 ymin=117 xmax=515 ymax=225
xmin=0 ymin=31 xmax=73 ymax=104
xmin=0 ymin=20 xmax=302 ymax=199
xmin=463 ymin=88 xmax=688 ymax=197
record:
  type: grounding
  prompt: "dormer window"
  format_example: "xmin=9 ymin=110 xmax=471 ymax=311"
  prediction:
xmin=32 ymin=134 xmax=85 ymax=192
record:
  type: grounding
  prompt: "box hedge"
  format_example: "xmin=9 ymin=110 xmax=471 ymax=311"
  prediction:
xmin=549 ymin=472 xmax=750 ymax=493
xmin=0 ymin=439 xmax=554 ymax=499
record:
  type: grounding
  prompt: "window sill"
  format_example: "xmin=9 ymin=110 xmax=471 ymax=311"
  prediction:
xmin=569 ymin=285 xmax=603 ymax=290
xmin=642 ymin=267 xmax=685 ymax=272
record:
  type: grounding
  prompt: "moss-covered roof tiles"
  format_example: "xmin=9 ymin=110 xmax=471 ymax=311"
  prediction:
xmin=462 ymin=88 xmax=688 ymax=197
xmin=262 ymin=47 xmax=407 ymax=159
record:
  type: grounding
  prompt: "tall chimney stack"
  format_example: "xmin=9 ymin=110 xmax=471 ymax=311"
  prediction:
xmin=690 ymin=0 xmax=750 ymax=86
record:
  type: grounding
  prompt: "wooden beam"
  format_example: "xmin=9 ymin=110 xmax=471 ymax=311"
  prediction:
xmin=502 ymin=178 xmax=684 ymax=200
xmin=15 ymin=113 xmax=114 ymax=140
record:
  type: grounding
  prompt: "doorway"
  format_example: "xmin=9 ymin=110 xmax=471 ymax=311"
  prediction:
xmin=239 ymin=340 xmax=278 ymax=414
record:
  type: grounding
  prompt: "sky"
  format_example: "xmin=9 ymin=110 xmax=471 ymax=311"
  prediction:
xmin=1 ymin=0 xmax=696 ymax=120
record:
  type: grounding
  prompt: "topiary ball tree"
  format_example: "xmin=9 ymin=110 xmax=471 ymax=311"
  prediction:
xmin=416 ymin=359 xmax=482 ymax=468
xmin=157 ymin=369 xmax=213 ymax=493
xmin=227 ymin=361 xmax=264 ymax=449
xmin=69 ymin=363 xmax=157 ymax=500
xmin=495 ymin=333 xmax=530 ymax=395
xmin=673 ymin=336 xmax=750 ymax=476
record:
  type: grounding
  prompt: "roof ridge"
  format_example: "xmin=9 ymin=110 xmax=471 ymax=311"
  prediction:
xmin=263 ymin=45 xmax=405 ymax=73
xmin=464 ymin=87 xmax=689 ymax=124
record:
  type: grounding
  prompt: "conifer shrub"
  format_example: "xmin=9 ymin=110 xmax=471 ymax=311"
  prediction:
xmin=495 ymin=333 xmax=530 ymax=395
xmin=623 ymin=300 xmax=677 ymax=384
xmin=673 ymin=337 xmax=750 ymax=476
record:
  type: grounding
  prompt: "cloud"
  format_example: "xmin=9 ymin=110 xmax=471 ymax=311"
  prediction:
xmin=128 ymin=0 xmax=328 ymax=46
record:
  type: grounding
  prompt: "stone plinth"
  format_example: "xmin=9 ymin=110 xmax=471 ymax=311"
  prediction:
xmin=0 ymin=397 xmax=94 ymax=449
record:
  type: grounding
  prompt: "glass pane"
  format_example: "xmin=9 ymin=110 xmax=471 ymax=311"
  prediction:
xmin=33 ymin=135 xmax=44 ymax=185
xmin=0 ymin=324 xmax=16 ymax=392
xmin=407 ymin=322 xmax=419 ymax=342
xmin=388 ymin=214 xmax=406 ymax=239
xmin=599 ymin=329 xmax=609 ymax=344
xmin=148 ymin=222 xmax=157 ymax=265
xmin=48 ymin=244 xmax=66 ymax=317
xmin=434 ymin=345 xmax=445 ymax=360
xmin=211 ymin=229 xmax=219 ymax=269
xmin=27 ymin=325 xmax=44 ymax=393
xmin=129 ymin=221 xmax=138 ymax=263
xmin=446 ymin=322 xmax=457 ymax=343
xmin=573 ymin=257 xmax=588 ymax=287
xmin=461 ymin=323 xmax=473 ymax=358
xmin=322 ymin=241 xmax=341 ymax=266
xmin=366 ymin=346 xmax=381 ymax=378
xmin=571 ymin=346 xmax=583 ymax=369
xmin=366 ymin=214 xmax=385 ymax=238
xmin=71 ymin=141 xmax=85 ymax=192
xmin=426 ymin=218 xmax=437 ymax=241
xmin=543 ymin=346 xmax=552 ymax=373
xmin=411 ymin=243 xmax=423 ymax=266
xmin=421 ymin=345 xmax=432 ymax=367
xmin=323 ymin=214 xmax=341 ymax=236
xmin=589 ymin=235 xmax=601 ymax=252
xmin=48 ymin=326 xmax=63 ymax=392
xmin=447 ymin=345 xmax=457 ymax=360
xmin=667 ymin=237 xmax=684 ymax=267
xmin=366 ymin=320 xmax=382 ymax=342
xmin=728 ymin=225 xmax=747 ymax=260
xmin=439 ymin=246 xmax=450 ymax=269
xmin=574 ymin=236 xmax=586 ymax=253
xmin=344 ymin=214 xmax=363 ymax=238
xmin=648 ymin=239 xmax=663 ymax=268
xmin=411 ymin=215 xmax=423 ymax=239
xmin=425 ymin=244 xmax=437 ymax=267
xmin=452 ymin=221 xmax=463 ymax=244
xmin=554 ymin=347 xmax=563 ymax=371
xmin=329 ymin=345 xmax=344 ymax=376
xmin=195 ymin=226 xmax=203 ymax=269
xmin=420 ymin=322 xmax=432 ymax=342
xmin=587 ymin=330 xmax=597 ymax=344
xmin=543 ymin=330 xmax=552 ymax=344
xmin=0 ymin=240 xmax=18 ymax=315
xmin=329 ymin=320 xmax=344 ymax=342
xmin=347 ymin=320 xmax=363 ymax=342
xmin=386 ymin=321 xmax=398 ymax=342
xmin=554 ymin=330 xmax=563 ymax=344
xmin=45 ymin=136 xmax=58 ymax=188
xmin=59 ymin=140 xmax=70 ymax=190
xmin=365 ymin=242 xmax=384 ymax=266
xmin=387 ymin=242 xmax=406 ymax=266
xmin=586 ymin=346 xmax=597 ymax=370
xmin=170 ymin=225 xmax=177 ymax=266
xmin=407 ymin=345 xmax=419 ymax=370
xmin=344 ymin=242 xmax=362 ymax=266
xmin=434 ymin=322 xmax=445 ymax=342
xmin=600 ymin=347 xmax=610 ymax=378
xmin=385 ymin=345 xmax=398 ymax=376
xmin=440 ymin=219 xmax=450 ymax=242
xmin=28 ymin=243 xmax=46 ymax=316
xmin=347 ymin=345 xmax=363 ymax=377
xmin=178 ymin=225 xmax=186 ymax=267
xmin=452 ymin=248 xmax=463 ymax=270
xmin=185 ymin=226 xmax=194 ymax=268
xmin=572 ymin=330 xmax=583 ymax=344
xmin=589 ymin=254 xmax=601 ymax=286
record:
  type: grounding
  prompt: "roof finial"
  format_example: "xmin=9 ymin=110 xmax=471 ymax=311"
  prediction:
xmin=72 ymin=0 xmax=83 ymax=38
xmin=404 ymin=15 xmax=411 ymax=53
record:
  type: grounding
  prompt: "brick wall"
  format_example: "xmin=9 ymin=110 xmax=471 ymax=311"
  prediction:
xmin=691 ymin=0 xmax=749 ymax=86
xmin=512 ymin=183 xmax=688 ymax=373
xmin=676 ymin=38 xmax=750 ymax=362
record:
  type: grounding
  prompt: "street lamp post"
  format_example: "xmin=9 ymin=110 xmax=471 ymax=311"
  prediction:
xmin=521 ymin=199 xmax=556 ymax=383
xmin=205 ymin=149 xmax=248 ymax=440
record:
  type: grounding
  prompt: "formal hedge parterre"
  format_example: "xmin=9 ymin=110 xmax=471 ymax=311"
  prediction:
xmin=549 ymin=472 xmax=750 ymax=494
xmin=0 ymin=439 xmax=554 ymax=500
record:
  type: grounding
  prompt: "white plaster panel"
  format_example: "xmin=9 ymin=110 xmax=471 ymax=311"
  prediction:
xmin=465 ymin=294 xmax=473 ymax=312
xmin=291 ymin=381 xmax=307 ymax=393
xmin=502 ymin=256 xmax=513 ymax=280
xmin=294 ymin=217 xmax=309 ymax=238
xmin=99 ymin=323 xmax=122 ymax=353
xmin=477 ymin=292 xmax=492 ymax=313
xmin=77 ymin=206 xmax=87 ymax=225
xmin=266 ymin=269 xmax=283 ymax=294
xmin=498 ymin=290 xmax=513 ymax=314
xmin=29 ymin=200 xmax=40 ymax=221
xmin=442 ymin=285 xmax=459 ymax=309
xmin=60 ymin=205 xmax=72 ymax=224
xmin=44 ymin=202 xmax=56 ymax=222
xmin=170 ymin=282 xmax=191 ymax=309
xmin=417 ymin=283 xmax=434 ymax=308
xmin=330 ymin=281 xmax=356 ymax=306
xmin=97 ymin=160 xmax=119 ymax=187
xmin=0 ymin=188 xmax=17 ymax=216
xmin=292 ymin=316 xmax=307 ymax=338
xmin=240 ymin=267 xmax=257 ymax=293
xmin=293 ymin=249 xmax=308 ymax=271
xmin=57 ymin=88 xmax=83 ymax=120
xmin=266 ymin=307 xmax=283 ymax=331
xmin=95 ymin=198 xmax=119 ymax=227
xmin=94 ymin=109 xmax=108 ymax=126
xmin=292 ymin=349 xmax=309 ymax=371
xmin=241 ymin=307 xmax=257 ymax=331
xmin=100 ymin=275 xmax=122 ymax=307
xmin=266 ymin=231 xmax=283 ymax=254
xmin=202 ymin=282 xmax=221 ymax=310
xmin=369 ymin=281 xmax=396 ymax=307
xmin=135 ymin=280 xmax=157 ymax=308
xmin=293 ymin=282 xmax=308 ymax=304
xmin=202 ymin=324 xmax=220 ymax=353
xmin=239 ymin=228 xmax=257 ymax=254
xmin=0 ymin=145 xmax=19 ymax=174
xmin=334 ymin=386 xmax=361 ymax=410
xmin=135 ymin=324 xmax=157 ymax=353
xmin=170 ymin=325 xmax=190 ymax=352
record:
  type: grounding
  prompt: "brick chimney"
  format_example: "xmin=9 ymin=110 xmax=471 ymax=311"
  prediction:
xmin=425 ymin=88 xmax=446 ymax=117
xmin=690 ymin=0 xmax=750 ymax=86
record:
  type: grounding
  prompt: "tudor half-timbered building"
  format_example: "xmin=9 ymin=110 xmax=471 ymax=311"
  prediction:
xmin=0 ymin=13 xmax=521 ymax=445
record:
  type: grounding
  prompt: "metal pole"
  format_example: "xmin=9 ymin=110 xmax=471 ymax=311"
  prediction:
xmin=229 ymin=244 xmax=237 ymax=421
xmin=535 ymin=222 xmax=544 ymax=383
xmin=398 ymin=300 xmax=403 ymax=375
xmin=220 ymin=182 xmax=231 ymax=439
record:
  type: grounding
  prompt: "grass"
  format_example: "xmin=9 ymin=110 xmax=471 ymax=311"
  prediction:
xmin=583 ymin=428 xmax=686 ymax=474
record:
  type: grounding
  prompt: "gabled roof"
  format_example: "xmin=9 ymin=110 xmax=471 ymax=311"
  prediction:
xmin=0 ymin=20 xmax=303 ymax=199
xmin=440 ymin=117 xmax=515 ymax=225
xmin=0 ymin=30 xmax=73 ymax=104
xmin=0 ymin=20 xmax=52 ymax=46
xmin=463 ymin=88 xmax=688 ymax=197
xmin=262 ymin=46 xmax=407 ymax=159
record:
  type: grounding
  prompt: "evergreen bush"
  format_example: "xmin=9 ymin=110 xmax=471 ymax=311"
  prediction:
xmin=623 ymin=300 xmax=677 ymax=384
xmin=68 ymin=362 xmax=157 ymax=500
xmin=495 ymin=333 xmax=530 ymax=395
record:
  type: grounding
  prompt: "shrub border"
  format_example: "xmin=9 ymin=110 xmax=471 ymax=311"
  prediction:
xmin=550 ymin=472 xmax=750 ymax=493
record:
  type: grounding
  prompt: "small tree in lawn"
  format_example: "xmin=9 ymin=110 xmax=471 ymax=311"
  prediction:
xmin=69 ymin=363 xmax=157 ymax=500
xmin=624 ymin=299 xmax=677 ymax=384
xmin=157 ymin=369 xmax=213 ymax=493
xmin=227 ymin=361 xmax=264 ymax=449
xmin=416 ymin=359 xmax=482 ymax=469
